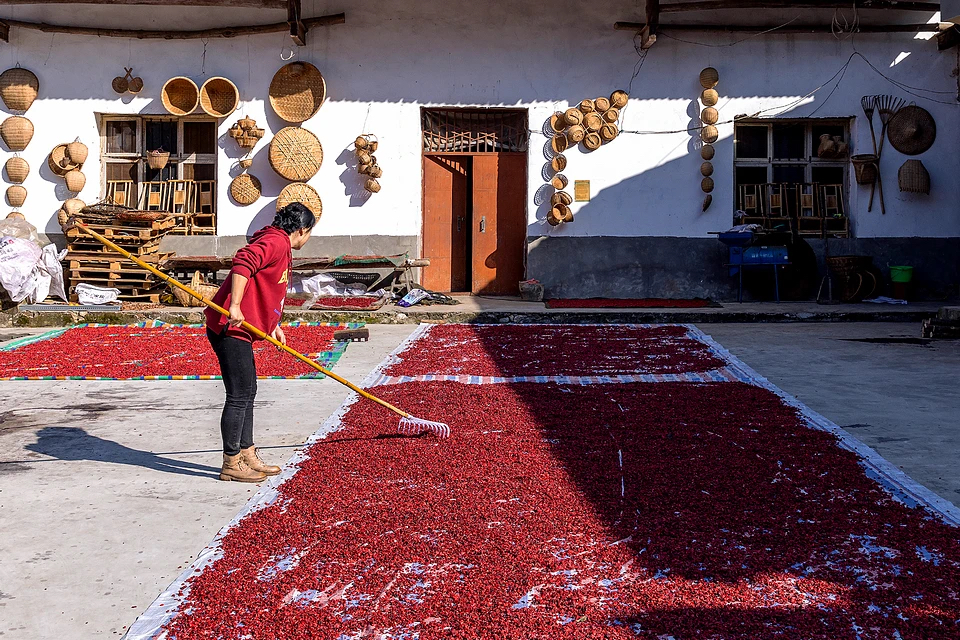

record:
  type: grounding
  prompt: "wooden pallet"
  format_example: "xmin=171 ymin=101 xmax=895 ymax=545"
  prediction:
xmin=66 ymin=240 xmax=162 ymax=257
xmin=69 ymin=268 xmax=157 ymax=283
xmin=65 ymin=253 xmax=172 ymax=269
xmin=66 ymin=225 xmax=167 ymax=242
xmin=70 ymin=291 xmax=164 ymax=303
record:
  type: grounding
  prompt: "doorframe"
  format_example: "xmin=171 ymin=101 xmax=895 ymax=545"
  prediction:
xmin=419 ymin=106 xmax=529 ymax=295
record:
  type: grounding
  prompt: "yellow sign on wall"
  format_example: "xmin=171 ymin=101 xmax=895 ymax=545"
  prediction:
xmin=574 ymin=180 xmax=590 ymax=202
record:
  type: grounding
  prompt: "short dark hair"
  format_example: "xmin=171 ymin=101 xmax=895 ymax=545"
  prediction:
xmin=272 ymin=202 xmax=316 ymax=234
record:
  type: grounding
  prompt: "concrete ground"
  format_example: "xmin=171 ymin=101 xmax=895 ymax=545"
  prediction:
xmin=0 ymin=322 xmax=957 ymax=638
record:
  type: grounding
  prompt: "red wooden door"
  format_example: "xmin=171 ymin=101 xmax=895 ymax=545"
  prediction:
xmin=421 ymin=156 xmax=469 ymax=292
xmin=472 ymin=153 xmax=526 ymax=295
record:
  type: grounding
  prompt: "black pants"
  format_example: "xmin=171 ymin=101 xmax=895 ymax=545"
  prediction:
xmin=207 ymin=328 xmax=257 ymax=456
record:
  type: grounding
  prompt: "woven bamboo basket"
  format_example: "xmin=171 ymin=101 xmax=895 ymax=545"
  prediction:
xmin=238 ymin=158 xmax=253 ymax=169
xmin=550 ymin=112 xmax=566 ymax=133
xmin=602 ymin=108 xmax=619 ymax=124
xmin=552 ymin=133 xmax=569 ymax=154
xmin=594 ymin=96 xmax=611 ymax=113
xmin=851 ymin=154 xmax=878 ymax=185
xmin=112 ymin=74 xmax=129 ymax=94
xmin=578 ymin=99 xmax=595 ymax=114
xmin=129 ymin=75 xmax=143 ymax=94
xmin=230 ymin=174 xmax=262 ymax=206
xmin=1 ymin=116 xmax=34 ymax=151
xmin=4 ymin=157 xmax=29 ymax=183
xmin=610 ymin=90 xmax=628 ymax=109
xmin=701 ymin=144 xmax=716 ymax=161
xmin=701 ymin=176 xmax=715 ymax=193
xmin=700 ymin=125 xmax=719 ymax=144
xmin=583 ymin=132 xmax=602 ymax=151
xmin=367 ymin=140 xmax=379 ymax=153
xmin=161 ymin=77 xmax=199 ymax=116
xmin=354 ymin=135 xmax=369 ymax=150
xmin=278 ymin=182 xmax=323 ymax=215
xmin=551 ymin=174 xmax=568 ymax=190
xmin=550 ymin=191 xmax=573 ymax=207
xmin=551 ymin=154 xmax=567 ymax=172
xmin=366 ymin=165 xmax=383 ymax=179
xmin=238 ymin=116 xmax=256 ymax=130
xmin=701 ymin=107 xmax=719 ymax=125
xmin=66 ymin=140 xmax=88 ymax=165
xmin=199 ymin=77 xmax=239 ymax=118
xmin=551 ymin=204 xmax=572 ymax=223
xmin=64 ymin=198 xmax=85 ymax=217
xmin=566 ymin=125 xmax=586 ymax=143
xmin=6 ymin=185 xmax=26 ymax=207
xmin=0 ymin=67 xmax=39 ymax=112
xmin=172 ymin=271 xmax=220 ymax=307
xmin=364 ymin=178 xmax=381 ymax=194
xmin=583 ymin=112 xmax=603 ymax=133
xmin=270 ymin=127 xmax=324 ymax=181
xmin=50 ymin=144 xmax=79 ymax=176
xmin=147 ymin=150 xmax=170 ymax=170
xmin=237 ymin=134 xmax=259 ymax=150
xmin=701 ymin=89 xmax=719 ymax=107
xmin=269 ymin=62 xmax=326 ymax=123
xmin=65 ymin=170 xmax=86 ymax=193
xmin=6 ymin=212 xmax=25 ymax=220
xmin=564 ymin=108 xmax=583 ymax=126
xmin=699 ymin=67 xmax=719 ymax=89
xmin=57 ymin=207 xmax=69 ymax=227
xmin=701 ymin=161 xmax=714 ymax=177
xmin=703 ymin=195 xmax=713 ymax=211
xmin=898 ymin=159 xmax=930 ymax=194
xmin=599 ymin=123 xmax=618 ymax=142
xmin=356 ymin=150 xmax=372 ymax=166
xmin=547 ymin=208 xmax=562 ymax=226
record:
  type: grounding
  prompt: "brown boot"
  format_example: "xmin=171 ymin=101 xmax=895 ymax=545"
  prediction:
xmin=240 ymin=446 xmax=281 ymax=476
xmin=219 ymin=453 xmax=267 ymax=483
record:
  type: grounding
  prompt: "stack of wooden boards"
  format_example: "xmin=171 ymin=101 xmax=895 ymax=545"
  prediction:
xmin=64 ymin=216 xmax=176 ymax=302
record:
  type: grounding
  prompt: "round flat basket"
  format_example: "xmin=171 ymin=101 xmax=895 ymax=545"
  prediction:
xmin=269 ymin=127 xmax=324 ymax=181
xmin=578 ymin=99 xmax=595 ymax=114
xmin=701 ymin=89 xmax=719 ymax=107
xmin=564 ymin=108 xmax=583 ymax=127
xmin=610 ymin=90 xmax=629 ymax=109
xmin=583 ymin=112 xmax=603 ymax=132
xmin=269 ymin=62 xmax=327 ymax=123
xmin=550 ymin=191 xmax=573 ymax=207
xmin=701 ymin=144 xmax=716 ymax=161
xmin=583 ymin=132 xmax=602 ymax=151
xmin=594 ymin=97 xmax=611 ymax=113
xmin=230 ymin=174 xmax=262 ymax=206
xmin=599 ymin=123 xmax=618 ymax=142
xmin=161 ymin=77 xmax=199 ymax=116
xmin=549 ymin=112 xmax=566 ymax=133
xmin=0 ymin=67 xmax=40 ymax=112
xmin=551 ymin=154 xmax=567 ymax=172
xmin=701 ymin=107 xmax=719 ymax=125
xmin=551 ymin=133 xmax=569 ymax=154
xmin=699 ymin=67 xmax=719 ymax=89
xmin=701 ymin=161 xmax=714 ymax=177
xmin=701 ymin=176 xmax=715 ymax=193
xmin=277 ymin=182 xmax=323 ymax=217
xmin=566 ymin=125 xmax=586 ymax=143
xmin=701 ymin=125 xmax=719 ymax=144
xmin=887 ymin=105 xmax=936 ymax=156
xmin=199 ymin=77 xmax=239 ymax=118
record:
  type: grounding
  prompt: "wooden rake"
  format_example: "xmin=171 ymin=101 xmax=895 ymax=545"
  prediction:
xmin=75 ymin=222 xmax=451 ymax=439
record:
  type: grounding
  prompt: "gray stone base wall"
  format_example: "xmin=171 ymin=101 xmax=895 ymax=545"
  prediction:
xmin=527 ymin=236 xmax=960 ymax=302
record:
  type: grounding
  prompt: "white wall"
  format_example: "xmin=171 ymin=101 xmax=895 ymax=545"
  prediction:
xmin=2 ymin=0 xmax=957 ymax=242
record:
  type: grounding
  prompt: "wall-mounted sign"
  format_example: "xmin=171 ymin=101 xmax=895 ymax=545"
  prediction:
xmin=574 ymin=180 xmax=590 ymax=202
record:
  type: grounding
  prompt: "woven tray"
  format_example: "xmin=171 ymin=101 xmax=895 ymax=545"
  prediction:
xmin=269 ymin=127 xmax=323 ymax=181
xmin=277 ymin=182 xmax=322 ymax=217
xmin=230 ymin=174 xmax=262 ymax=206
xmin=269 ymin=62 xmax=327 ymax=123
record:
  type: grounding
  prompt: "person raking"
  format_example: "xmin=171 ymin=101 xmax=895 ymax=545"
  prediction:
xmin=205 ymin=203 xmax=315 ymax=482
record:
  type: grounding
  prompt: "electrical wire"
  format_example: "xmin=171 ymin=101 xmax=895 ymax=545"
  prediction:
xmin=658 ymin=14 xmax=803 ymax=47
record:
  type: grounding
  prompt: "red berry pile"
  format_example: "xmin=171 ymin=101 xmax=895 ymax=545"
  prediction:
xmin=385 ymin=324 xmax=726 ymax=377
xmin=162 ymin=381 xmax=960 ymax=639
xmin=284 ymin=296 xmax=384 ymax=309
xmin=0 ymin=325 xmax=340 ymax=378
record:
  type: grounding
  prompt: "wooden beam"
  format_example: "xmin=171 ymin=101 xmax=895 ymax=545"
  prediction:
xmin=0 ymin=12 xmax=343 ymax=40
xmin=937 ymin=23 xmax=960 ymax=49
xmin=660 ymin=0 xmax=940 ymax=11
xmin=0 ymin=0 xmax=287 ymax=6
xmin=615 ymin=21 xmax=941 ymax=33
xmin=287 ymin=0 xmax=305 ymax=46
xmin=642 ymin=0 xmax=659 ymax=48
xmin=0 ymin=21 xmax=8 ymax=43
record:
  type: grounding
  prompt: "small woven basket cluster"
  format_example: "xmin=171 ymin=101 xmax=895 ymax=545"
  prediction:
xmin=697 ymin=67 xmax=720 ymax=211
xmin=354 ymin=135 xmax=382 ymax=193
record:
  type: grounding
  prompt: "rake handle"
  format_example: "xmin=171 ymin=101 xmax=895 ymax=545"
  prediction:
xmin=75 ymin=222 xmax=411 ymax=418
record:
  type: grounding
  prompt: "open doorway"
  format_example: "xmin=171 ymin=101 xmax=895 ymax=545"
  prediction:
xmin=421 ymin=108 xmax=527 ymax=295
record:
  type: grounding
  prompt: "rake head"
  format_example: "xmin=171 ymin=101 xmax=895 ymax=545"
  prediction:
xmin=398 ymin=416 xmax=451 ymax=438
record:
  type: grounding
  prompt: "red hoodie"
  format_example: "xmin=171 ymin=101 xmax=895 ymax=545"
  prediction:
xmin=205 ymin=226 xmax=292 ymax=342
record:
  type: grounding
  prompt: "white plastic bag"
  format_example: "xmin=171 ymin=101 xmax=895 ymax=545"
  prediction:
xmin=31 ymin=244 xmax=69 ymax=303
xmin=0 ymin=218 xmax=41 ymax=246
xmin=0 ymin=236 xmax=42 ymax=302
xmin=288 ymin=273 xmax=373 ymax=309
xmin=75 ymin=282 xmax=121 ymax=305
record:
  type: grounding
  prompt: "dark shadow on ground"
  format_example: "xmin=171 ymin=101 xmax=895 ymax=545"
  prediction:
xmin=25 ymin=426 xmax=221 ymax=479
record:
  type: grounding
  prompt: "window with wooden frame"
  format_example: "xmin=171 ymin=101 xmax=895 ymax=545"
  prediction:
xmin=100 ymin=115 xmax=218 ymax=235
xmin=734 ymin=119 xmax=851 ymax=237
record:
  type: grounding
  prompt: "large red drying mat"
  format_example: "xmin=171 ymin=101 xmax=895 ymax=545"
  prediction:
xmin=0 ymin=323 xmax=352 ymax=380
xmin=125 ymin=324 xmax=960 ymax=640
